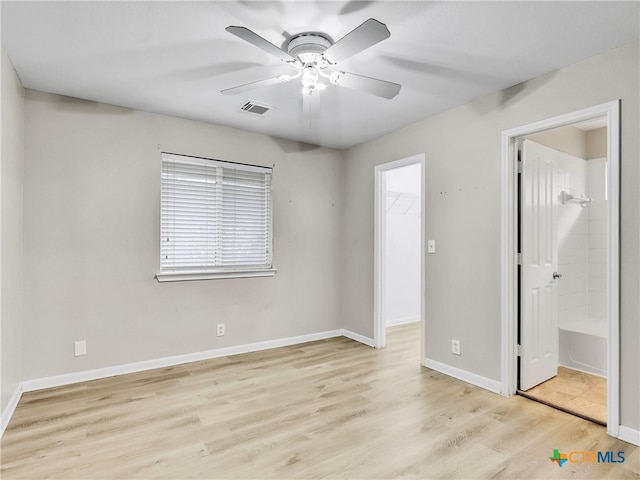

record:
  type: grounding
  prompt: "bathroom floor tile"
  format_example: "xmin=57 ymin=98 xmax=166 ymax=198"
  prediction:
xmin=517 ymin=366 xmax=607 ymax=425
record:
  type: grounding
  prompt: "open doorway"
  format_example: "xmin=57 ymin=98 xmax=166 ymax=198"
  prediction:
xmin=517 ymin=121 xmax=609 ymax=425
xmin=501 ymin=101 xmax=620 ymax=438
xmin=374 ymin=154 xmax=425 ymax=361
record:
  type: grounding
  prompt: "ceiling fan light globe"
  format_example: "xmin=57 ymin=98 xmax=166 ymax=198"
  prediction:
xmin=301 ymin=67 xmax=319 ymax=87
xmin=329 ymin=71 xmax=343 ymax=85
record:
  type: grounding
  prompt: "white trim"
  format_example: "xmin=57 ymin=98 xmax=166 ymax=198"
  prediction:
xmin=1 ymin=384 xmax=23 ymax=437
xmin=374 ymin=154 xmax=426 ymax=359
xmin=500 ymin=127 xmax=518 ymax=397
xmin=386 ymin=316 xmax=420 ymax=327
xmin=341 ymin=329 xmax=376 ymax=348
xmin=6 ymin=326 xmax=635 ymax=444
xmin=500 ymin=101 xmax=621 ymax=436
xmin=161 ymin=152 xmax=272 ymax=174
xmin=373 ymin=163 xmax=386 ymax=349
xmin=618 ymin=426 xmax=640 ymax=447
xmin=156 ymin=268 xmax=277 ymax=282
xmin=423 ymin=358 xmax=502 ymax=394
xmin=605 ymin=101 xmax=621 ymax=438
xmin=22 ymin=329 xmax=343 ymax=392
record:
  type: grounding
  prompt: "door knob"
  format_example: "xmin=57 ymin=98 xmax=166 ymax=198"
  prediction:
xmin=553 ymin=272 xmax=563 ymax=280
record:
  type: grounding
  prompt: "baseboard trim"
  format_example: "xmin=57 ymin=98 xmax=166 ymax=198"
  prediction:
xmin=386 ymin=316 xmax=420 ymax=327
xmin=1 ymin=384 xmax=23 ymax=436
xmin=7 ymin=333 xmax=637 ymax=448
xmin=341 ymin=329 xmax=376 ymax=348
xmin=423 ymin=357 xmax=502 ymax=394
xmin=22 ymin=329 xmax=344 ymax=393
xmin=618 ymin=426 xmax=640 ymax=446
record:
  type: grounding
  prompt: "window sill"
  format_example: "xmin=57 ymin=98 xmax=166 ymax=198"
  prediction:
xmin=156 ymin=268 xmax=277 ymax=283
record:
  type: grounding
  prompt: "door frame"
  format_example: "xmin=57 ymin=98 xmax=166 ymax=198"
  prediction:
xmin=374 ymin=153 xmax=426 ymax=362
xmin=500 ymin=100 xmax=620 ymax=437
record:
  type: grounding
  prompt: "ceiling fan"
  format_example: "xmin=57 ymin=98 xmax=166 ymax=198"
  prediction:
xmin=221 ymin=18 xmax=401 ymax=99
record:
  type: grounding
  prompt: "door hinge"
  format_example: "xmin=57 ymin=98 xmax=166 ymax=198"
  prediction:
xmin=517 ymin=253 xmax=522 ymax=265
xmin=517 ymin=344 xmax=522 ymax=356
xmin=517 ymin=160 xmax=522 ymax=174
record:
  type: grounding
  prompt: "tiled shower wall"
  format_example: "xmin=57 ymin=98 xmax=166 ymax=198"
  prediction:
xmin=557 ymin=155 xmax=588 ymax=327
xmin=587 ymin=158 xmax=607 ymax=322
xmin=557 ymin=154 xmax=607 ymax=327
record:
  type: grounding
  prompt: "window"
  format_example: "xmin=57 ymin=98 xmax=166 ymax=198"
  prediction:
xmin=157 ymin=153 xmax=274 ymax=282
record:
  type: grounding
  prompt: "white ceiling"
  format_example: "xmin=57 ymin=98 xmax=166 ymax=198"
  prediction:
xmin=2 ymin=1 xmax=638 ymax=150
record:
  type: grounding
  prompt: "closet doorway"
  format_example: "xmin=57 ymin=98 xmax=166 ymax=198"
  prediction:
xmin=374 ymin=154 xmax=425 ymax=360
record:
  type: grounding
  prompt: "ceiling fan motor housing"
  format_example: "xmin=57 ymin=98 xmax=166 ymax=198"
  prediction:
xmin=287 ymin=33 xmax=332 ymax=65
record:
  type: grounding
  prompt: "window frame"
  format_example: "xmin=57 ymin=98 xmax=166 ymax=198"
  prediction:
xmin=156 ymin=152 xmax=276 ymax=282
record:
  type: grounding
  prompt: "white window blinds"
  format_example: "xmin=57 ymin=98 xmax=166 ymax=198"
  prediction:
xmin=160 ymin=153 xmax=273 ymax=277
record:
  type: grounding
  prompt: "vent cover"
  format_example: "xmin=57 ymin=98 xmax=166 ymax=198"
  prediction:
xmin=241 ymin=101 xmax=272 ymax=116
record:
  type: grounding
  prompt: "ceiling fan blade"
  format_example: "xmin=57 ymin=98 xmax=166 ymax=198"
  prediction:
xmin=226 ymin=26 xmax=295 ymax=63
xmin=339 ymin=1 xmax=375 ymax=16
xmin=221 ymin=75 xmax=289 ymax=95
xmin=331 ymin=71 xmax=401 ymax=99
xmin=322 ymin=18 xmax=390 ymax=65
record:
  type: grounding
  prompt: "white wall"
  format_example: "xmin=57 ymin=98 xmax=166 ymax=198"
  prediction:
xmin=529 ymin=125 xmax=586 ymax=159
xmin=21 ymin=90 xmax=345 ymax=381
xmin=586 ymin=127 xmax=607 ymax=160
xmin=384 ymin=164 xmax=421 ymax=326
xmin=342 ymin=41 xmax=639 ymax=430
xmin=1 ymin=47 xmax=24 ymax=419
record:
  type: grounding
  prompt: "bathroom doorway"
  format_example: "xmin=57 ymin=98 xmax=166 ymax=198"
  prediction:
xmin=500 ymin=101 xmax=620 ymax=437
xmin=516 ymin=122 xmax=609 ymax=425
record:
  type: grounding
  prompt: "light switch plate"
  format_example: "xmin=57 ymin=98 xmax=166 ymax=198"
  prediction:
xmin=427 ymin=239 xmax=436 ymax=253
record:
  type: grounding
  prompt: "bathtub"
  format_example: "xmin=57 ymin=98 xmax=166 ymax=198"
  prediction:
xmin=559 ymin=319 xmax=607 ymax=377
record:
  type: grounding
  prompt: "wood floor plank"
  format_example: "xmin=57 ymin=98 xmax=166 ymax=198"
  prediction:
xmin=1 ymin=323 xmax=637 ymax=479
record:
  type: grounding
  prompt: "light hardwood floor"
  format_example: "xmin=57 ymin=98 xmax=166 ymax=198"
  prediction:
xmin=1 ymin=323 xmax=637 ymax=479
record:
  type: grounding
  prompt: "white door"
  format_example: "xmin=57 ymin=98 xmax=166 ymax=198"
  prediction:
xmin=519 ymin=139 xmax=560 ymax=391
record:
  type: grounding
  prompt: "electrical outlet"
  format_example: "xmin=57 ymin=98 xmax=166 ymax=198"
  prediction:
xmin=451 ymin=339 xmax=461 ymax=355
xmin=217 ymin=323 xmax=225 ymax=337
xmin=74 ymin=340 xmax=87 ymax=357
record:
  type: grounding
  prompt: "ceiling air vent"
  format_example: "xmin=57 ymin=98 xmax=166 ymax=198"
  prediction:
xmin=240 ymin=101 xmax=272 ymax=116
